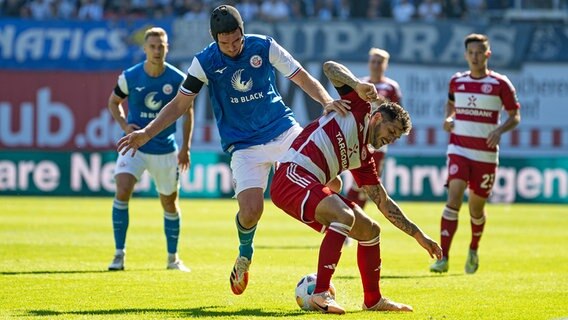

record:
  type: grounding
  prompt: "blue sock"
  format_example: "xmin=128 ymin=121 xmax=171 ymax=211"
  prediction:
xmin=164 ymin=211 xmax=180 ymax=254
xmin=236 ymin=213 xmax=256 ymax=260
xmin=112 ymin=199 xmax=129 ymax=250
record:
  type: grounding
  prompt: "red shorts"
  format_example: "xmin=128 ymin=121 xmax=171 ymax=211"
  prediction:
xmin=270 ymin=162 xmax=355 ymax=233
xmin=447 ymin=154 xmax=497 ymax=198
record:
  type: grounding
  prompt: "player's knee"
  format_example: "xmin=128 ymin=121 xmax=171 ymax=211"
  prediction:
xmin=333 ymin=207 xmax=355 ymax=227
xmin=115 ymin=186 xmax=133 ymax=201
xmin=359 ymin=221 xmax=381 ymax=241
xmin=239 ymin=201 xmax=264 ymax=225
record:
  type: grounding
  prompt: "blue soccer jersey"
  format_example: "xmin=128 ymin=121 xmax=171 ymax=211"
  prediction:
xmin=180 ymin=35 xmax=300 ymax=153
xmin=117 ymin=62 xmax=185 ymax=154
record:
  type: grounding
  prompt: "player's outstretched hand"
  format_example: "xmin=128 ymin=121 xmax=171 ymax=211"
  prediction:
xmin=415 ymin=232 xmax=443 ymax=260
xmin=178 ymin=147 xmax=191 ymax=172
xmin=117 ymin=129 xmax=151 ymax=157
xmin=355 ymin=82 xmax=378 ymax=102
xmin=323 ymin=99 xmax=351 ymax=116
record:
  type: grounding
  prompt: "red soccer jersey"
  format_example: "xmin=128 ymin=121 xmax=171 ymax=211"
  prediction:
xmin=447 ymin=70 xmax=520 ymax=164
xmin=280 ymin=86 xmax=380 ymax=188
xmin=360 ymin=75 xmax=402 ymax=104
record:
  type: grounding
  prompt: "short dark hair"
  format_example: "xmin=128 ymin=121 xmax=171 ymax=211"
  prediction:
xmin=377 ymin=102 xmax=412 ymax=135
xmin=464 ymin=33 xmax=489 ymax=50
xmin=210 ymin=5 xmax=244 ymax=42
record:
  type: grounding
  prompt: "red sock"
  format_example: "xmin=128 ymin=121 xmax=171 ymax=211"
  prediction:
xmin=470 ymin=215 xmax=486 ymax=250
xmin=346 ymin=187 xmax=367 ymax=209
xmin=440 ymin=206 xmax=459 ymax=259
xmin=314 ymin=222 xmax=351 ymax=294
xmin=357 ymin=236 xmax=382 ymax=308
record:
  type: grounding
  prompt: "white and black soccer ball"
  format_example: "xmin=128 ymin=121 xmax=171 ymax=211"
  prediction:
xmin=295 ymin=273 xmax=336 ymax=311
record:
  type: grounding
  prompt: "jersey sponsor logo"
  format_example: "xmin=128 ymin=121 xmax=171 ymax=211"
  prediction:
xmin=467 ymin=95 xmax=477 ymax=107
xmin=250 ymin=55 xmax=262 ymax=68
xmin=231 ymin=69 xmax=253 ymax=92
xmin=336 ymin=131 xmax=348 ymax=170
xmin=229 ymin=92 xmax=265 ymax=104
xmin=144 ymin=92 xmax=162 ymax=110
xmin=214 ymin=66 xmax=228 ymax=74
xmin=481 ymin=83 xmax=492 ymax=94
xmin=455 ymin=108 xmax=493 ymax=118
xmin=135 ymin=86 xmax=145 ymax=92
xmin=162 ymin=84 xmax=173 ymax=95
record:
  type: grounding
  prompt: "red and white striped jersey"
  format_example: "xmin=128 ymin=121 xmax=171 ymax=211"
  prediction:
xmin=280 ymin=86 xmax=380 ymax=188
xmin=448 ymin=70 xmax=520 ymax=164
xmin=360 ymin=76 xmax=402 ymax=104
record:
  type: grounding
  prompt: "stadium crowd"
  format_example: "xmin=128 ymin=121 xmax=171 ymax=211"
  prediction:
xmin=1 ymin=0 xmax=563 ymax=22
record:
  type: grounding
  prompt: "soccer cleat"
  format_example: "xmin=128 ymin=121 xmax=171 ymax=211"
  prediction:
xmin=465 ymin=249 xmax=479 ymax=274
xmin=108 ymin=253 xmax=125 ymax=271
xmin=430 ymin=257 xmax=449 ymax=273
xmin=230 ymin=256 xmax=251 ymax=295
xmin=309 ymin=291 xmax=346 ymax=314
xmin=363 ymin=297 xmax=413 ymax=312
xmin=167 ymin=259 xmax=191 ymax=272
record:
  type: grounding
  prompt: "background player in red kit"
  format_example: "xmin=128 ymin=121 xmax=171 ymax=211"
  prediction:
xmin=430 ymin=33 xmax=521 ymax=274
xmin=345 ymin=47 xmax=403 ymax=209
xmin=270 ymin=60 xmax=442 ymax=314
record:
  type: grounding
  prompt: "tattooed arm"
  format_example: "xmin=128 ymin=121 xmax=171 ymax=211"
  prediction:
xmin=363 ymin=183 xmax=443 ymax=259
xmin=323 ymin=61 xmax=378 ymax=102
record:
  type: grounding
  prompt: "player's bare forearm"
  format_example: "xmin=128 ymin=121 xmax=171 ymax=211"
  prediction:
xmin=496 ymin=109 xmax=521 ymax=134
xmin=291 ymin=68 xmax=334 ymax=106
xmin=323 ymin=61 xmax=360 ymax=89
xmin=181 ymin=102 xmax=194 ymax=149
xmin=108 ymin=94 xmax=128 ymax=130
xmin=445 ymin=100 xmax=456 ymax=118
xmin=363 ymin=184 xmax=419 ymax=237
xmin=146 ymin=93 xmax=192 ymax=138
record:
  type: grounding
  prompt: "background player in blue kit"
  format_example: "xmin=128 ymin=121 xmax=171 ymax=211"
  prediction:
xmin=117 ymin=5 xmax=349 ymax=294
xmin=107 ymin=27 xmax=192 ymax=272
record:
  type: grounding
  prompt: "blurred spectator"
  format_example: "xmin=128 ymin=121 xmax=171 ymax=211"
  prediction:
xmin=289 ymin=0 xmax=307 ymax=19
xmin=464 ymin=0 xmax=486 ymax=21
xmin=443 ymin=0 xmax=467 ymax=19
xmin=392 ymin=0 xmax=416 ymax=22
xmin=336 ymin=0 xmax=350 ymax=19
xmin=182 ymin=0 xmax=208 ymax=20
xmin=28 ymin=0 xmax=55 ymax=19
xmin=315 ymin=0 xmax=335 ymax=20
xmin=78 ymin=0 xmax=103 ymax=20
xmin=418 ymin=0 xmax=442 ymax=21
xmin=367 ymin=0 xmax=392 ymax=18
xmin=259 ymin=0 xmax=290 ymax=22
xmin=236 ymin=0 xmax=259 ymax=21
xmin=54 ymin=0 xmax=77 ymax=19
xmin=2 ymin=0 xmax=27 ymax=17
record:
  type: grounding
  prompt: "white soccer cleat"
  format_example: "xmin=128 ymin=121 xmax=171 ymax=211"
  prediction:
xmin=108 ymin=253 xmax=125 ymax=271
xmin=167 ymin=254 xmax=191 ymax=272
xmin=309 ymin=290 xmax=346 ymax=314
xmin=230 ymin=256 xmax=251 ymax=295
xmin=363 ymin=297 xmax=413 ymax=312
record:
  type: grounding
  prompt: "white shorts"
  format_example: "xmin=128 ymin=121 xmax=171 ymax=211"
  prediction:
xmin=114 ymin=150 xmax=179 ymax=196
xmin=231 ymin=124 xmax=303 ymax=196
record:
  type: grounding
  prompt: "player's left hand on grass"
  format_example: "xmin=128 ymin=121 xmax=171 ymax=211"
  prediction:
xmin=486 ymin=129 xmax=501 ymax=148
xmin=323 ymin=99 xmax=351 ymax=116
xmin=117 ymin=129 xmax=151 ymax=156
xmin=178 ymin=147 xmax=191 ymax=172
xmin=415 ymin=232 xmax=443 ymax=260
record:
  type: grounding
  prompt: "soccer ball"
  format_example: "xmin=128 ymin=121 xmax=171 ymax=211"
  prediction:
xmin=295 ymin=273 xmax=336 ymax=311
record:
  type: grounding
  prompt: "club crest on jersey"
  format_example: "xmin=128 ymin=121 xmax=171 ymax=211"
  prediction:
xmin=144 ymin=92 xmax=162 ymax=110
xmin=481 ymin=83 xmax=492 ymax=94
xmin=250 ymin=55 xmax=262 ymax=68
xmin=361 ymin=147 xmax=367 ymax=161
xmin=163 ymin=84 xmax=173 ymax=95
xmin=231 ymin=69 xmax=253 ymax=92
xmin=450 ymin=164 xmax=459 ymax=175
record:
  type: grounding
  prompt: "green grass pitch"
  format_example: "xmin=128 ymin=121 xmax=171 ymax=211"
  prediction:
xmin=1 ymin=197 xmax=567 ymax=319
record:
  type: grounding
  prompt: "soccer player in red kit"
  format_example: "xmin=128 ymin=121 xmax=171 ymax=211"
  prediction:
xmin=430 ymin=34 xmax=521 ymax=274
xmin=345 ymin=48 xmax=403 ymax=209
xmin=270 ymin=60 xmax=442 ymax=314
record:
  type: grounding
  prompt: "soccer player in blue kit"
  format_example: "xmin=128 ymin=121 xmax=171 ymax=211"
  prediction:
xmin=107 ymin=27 xmax=192 ymax=272
xmin=117 ymin=5 xmax=349 ymax=294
